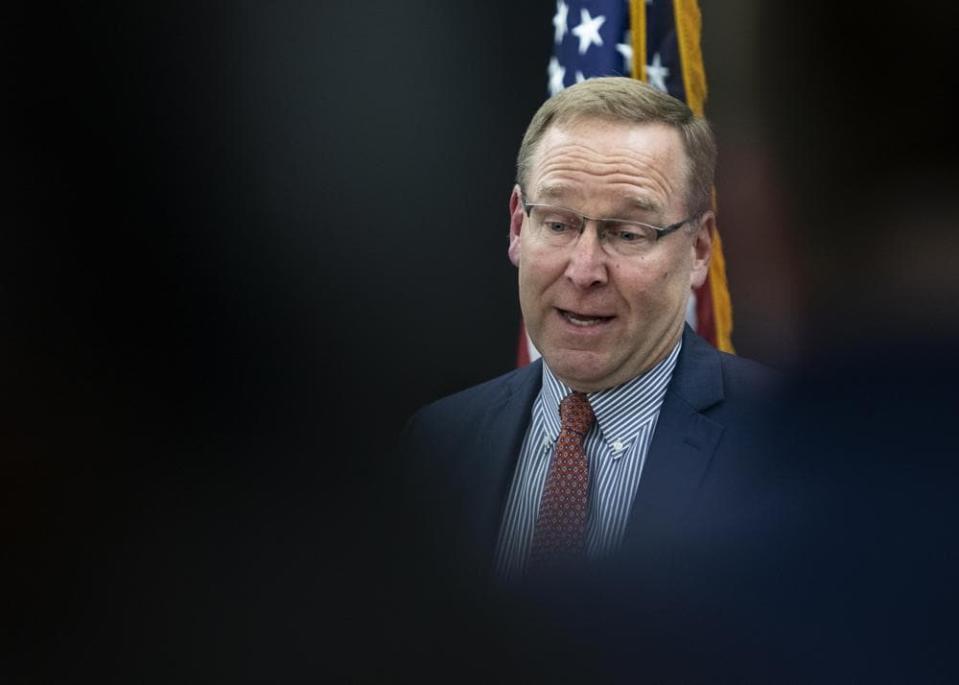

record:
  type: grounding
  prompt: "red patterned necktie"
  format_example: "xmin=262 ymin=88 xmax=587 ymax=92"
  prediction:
xmin=528 ymin=391 xmax=595 ymax=570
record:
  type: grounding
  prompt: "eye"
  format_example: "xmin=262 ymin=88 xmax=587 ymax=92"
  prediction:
xmin=533 ymin=207 xmax=579 ymax=234
xmin=544 ymin=220 xmax=571 ymax=234
xmin=609 ymin=224 xmax=653 ymax=243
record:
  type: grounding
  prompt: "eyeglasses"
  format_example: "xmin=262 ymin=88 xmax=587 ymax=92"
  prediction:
xmin=522 ymin=199 xmax=698 ymax=258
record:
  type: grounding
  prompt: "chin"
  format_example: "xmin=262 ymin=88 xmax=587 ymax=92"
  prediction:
xmin=542 ymin=348 xmax=613 ymax=391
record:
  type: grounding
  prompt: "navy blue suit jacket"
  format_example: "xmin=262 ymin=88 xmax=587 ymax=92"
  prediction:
xmin=400 ymin=326 xmax=781 ymax=590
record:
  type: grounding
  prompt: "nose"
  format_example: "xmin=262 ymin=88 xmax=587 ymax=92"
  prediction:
xmin=564 ymin=222 xmax=608 ymax=289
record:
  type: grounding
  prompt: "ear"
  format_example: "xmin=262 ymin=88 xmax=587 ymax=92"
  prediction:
xmin=689 ymin=211 xmax=714 ymax=289
xmin=507 ymin=185 xmax=525 ymax=267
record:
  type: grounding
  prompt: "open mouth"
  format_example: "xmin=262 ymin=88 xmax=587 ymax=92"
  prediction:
xmin=558 ymin=308 xmax=614 ymax=328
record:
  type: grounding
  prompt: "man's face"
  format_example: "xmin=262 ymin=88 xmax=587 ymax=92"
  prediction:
xmin=508 ymin=118 xmax=712 ymax=392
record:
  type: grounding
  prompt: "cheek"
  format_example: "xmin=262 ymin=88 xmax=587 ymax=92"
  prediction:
xmin=651 ymin=249 xmax=694 ymax=288
xmin=518 ymin=260 xmax=550 ymax=302
xmin=616 ymin=265 xmax=682 ymax=310
xmin=519 ymin=245 xmax=563 ymax=285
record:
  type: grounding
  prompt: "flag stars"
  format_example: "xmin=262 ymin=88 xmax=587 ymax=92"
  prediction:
xmin=571 ymin=8 xmax=606 ymax=55
xmin=552 ymin=0 xmax=569 ymax=45
xmin=646 ymin=52 xmax=670 ymax=92
xmin=548 ymin=57 xmax=567 ymax=95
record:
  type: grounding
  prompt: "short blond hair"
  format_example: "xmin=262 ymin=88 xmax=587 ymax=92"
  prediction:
xmin=516 ymin=77 xmax=716 ymax=216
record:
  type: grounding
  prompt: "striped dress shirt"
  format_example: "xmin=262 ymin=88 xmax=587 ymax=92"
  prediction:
xmin=493 ymin=340 xmax=681 ymax=583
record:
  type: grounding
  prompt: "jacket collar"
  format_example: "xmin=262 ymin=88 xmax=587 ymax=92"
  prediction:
xmin=461 ymin=359 xmax=543 ymax=577
xmin=669 ymin=324 xmax=725 ymax=412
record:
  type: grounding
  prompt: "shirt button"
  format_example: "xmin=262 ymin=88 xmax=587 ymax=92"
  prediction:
xmin=541 ymin=437 xmax=552 ymax=451
xmin=612 ymin=440 xmax=625 ymax=453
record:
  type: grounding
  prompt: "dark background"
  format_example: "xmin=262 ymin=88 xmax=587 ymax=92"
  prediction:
xmin=4 ymin=1 xmax=801 ymax=681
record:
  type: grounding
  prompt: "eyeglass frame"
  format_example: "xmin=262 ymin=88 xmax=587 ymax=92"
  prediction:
xmin=521 ymin=196 xmax=700 ymax=245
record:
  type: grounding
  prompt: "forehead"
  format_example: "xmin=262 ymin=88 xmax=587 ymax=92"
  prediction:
xmin=528 ymin=118 xmax=689 ymax=214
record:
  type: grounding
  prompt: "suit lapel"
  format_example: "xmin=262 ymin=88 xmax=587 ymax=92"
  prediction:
xmin=459 ymin=360 xmax=543 ymax=574
xmin=622 ymin=327 xmax=726 ymax=556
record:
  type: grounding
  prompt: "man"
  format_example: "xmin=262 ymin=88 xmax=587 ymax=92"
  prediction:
xmin=399 ymin=77 xmax=776 ymax=595
xmin=390 ymin=76 xmax=818 ymax=683
xmin=393 ymin=9 xmax=959 ymax=676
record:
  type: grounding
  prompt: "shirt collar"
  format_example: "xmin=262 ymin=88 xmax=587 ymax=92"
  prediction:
xmin=538 ymin=339 xmax=682 ymax=457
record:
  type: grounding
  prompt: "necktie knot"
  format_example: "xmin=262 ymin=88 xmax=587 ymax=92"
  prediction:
xmin=560 ymin=392 xmax=594 ymax=435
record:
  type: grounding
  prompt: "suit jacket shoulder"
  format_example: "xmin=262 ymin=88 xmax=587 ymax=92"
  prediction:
xmin=396 ymin=361 xmax=543 ymax=578
xmin=404 ymin=362 xmax=540 ymax=441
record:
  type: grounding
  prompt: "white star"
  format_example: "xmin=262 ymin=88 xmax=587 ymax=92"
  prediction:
xmin=571 ymin=8 xmax=606 ymax=56
xmin=548 ymin=57 xmax=566 ymax=96
xmin=646 ymin=52 xmax=670 ymax=92
xmin=616 ymin=31 xmax=633 ymax=74
xmin=552 ymin=0 xmax=569 ymax=45
xmin=575 ymin=70 xmax=587 ymax=84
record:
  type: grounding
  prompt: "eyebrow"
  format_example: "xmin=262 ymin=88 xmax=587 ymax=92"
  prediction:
xmin=620 ymin=196 xmax=660 ymax=214
xmin=532 ymin=184 xmax=578 ymax=203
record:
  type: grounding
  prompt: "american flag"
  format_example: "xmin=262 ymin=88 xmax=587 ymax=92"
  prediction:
xmin=518 ymin=0 xmax=734 ymax=365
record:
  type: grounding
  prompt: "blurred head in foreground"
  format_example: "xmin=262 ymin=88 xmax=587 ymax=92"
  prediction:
xmin=757 ymin=1 xmax=959 ymax=352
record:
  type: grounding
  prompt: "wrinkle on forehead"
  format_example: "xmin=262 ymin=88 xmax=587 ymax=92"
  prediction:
xmin=533 ymin=142 xmax=681 ymax=214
